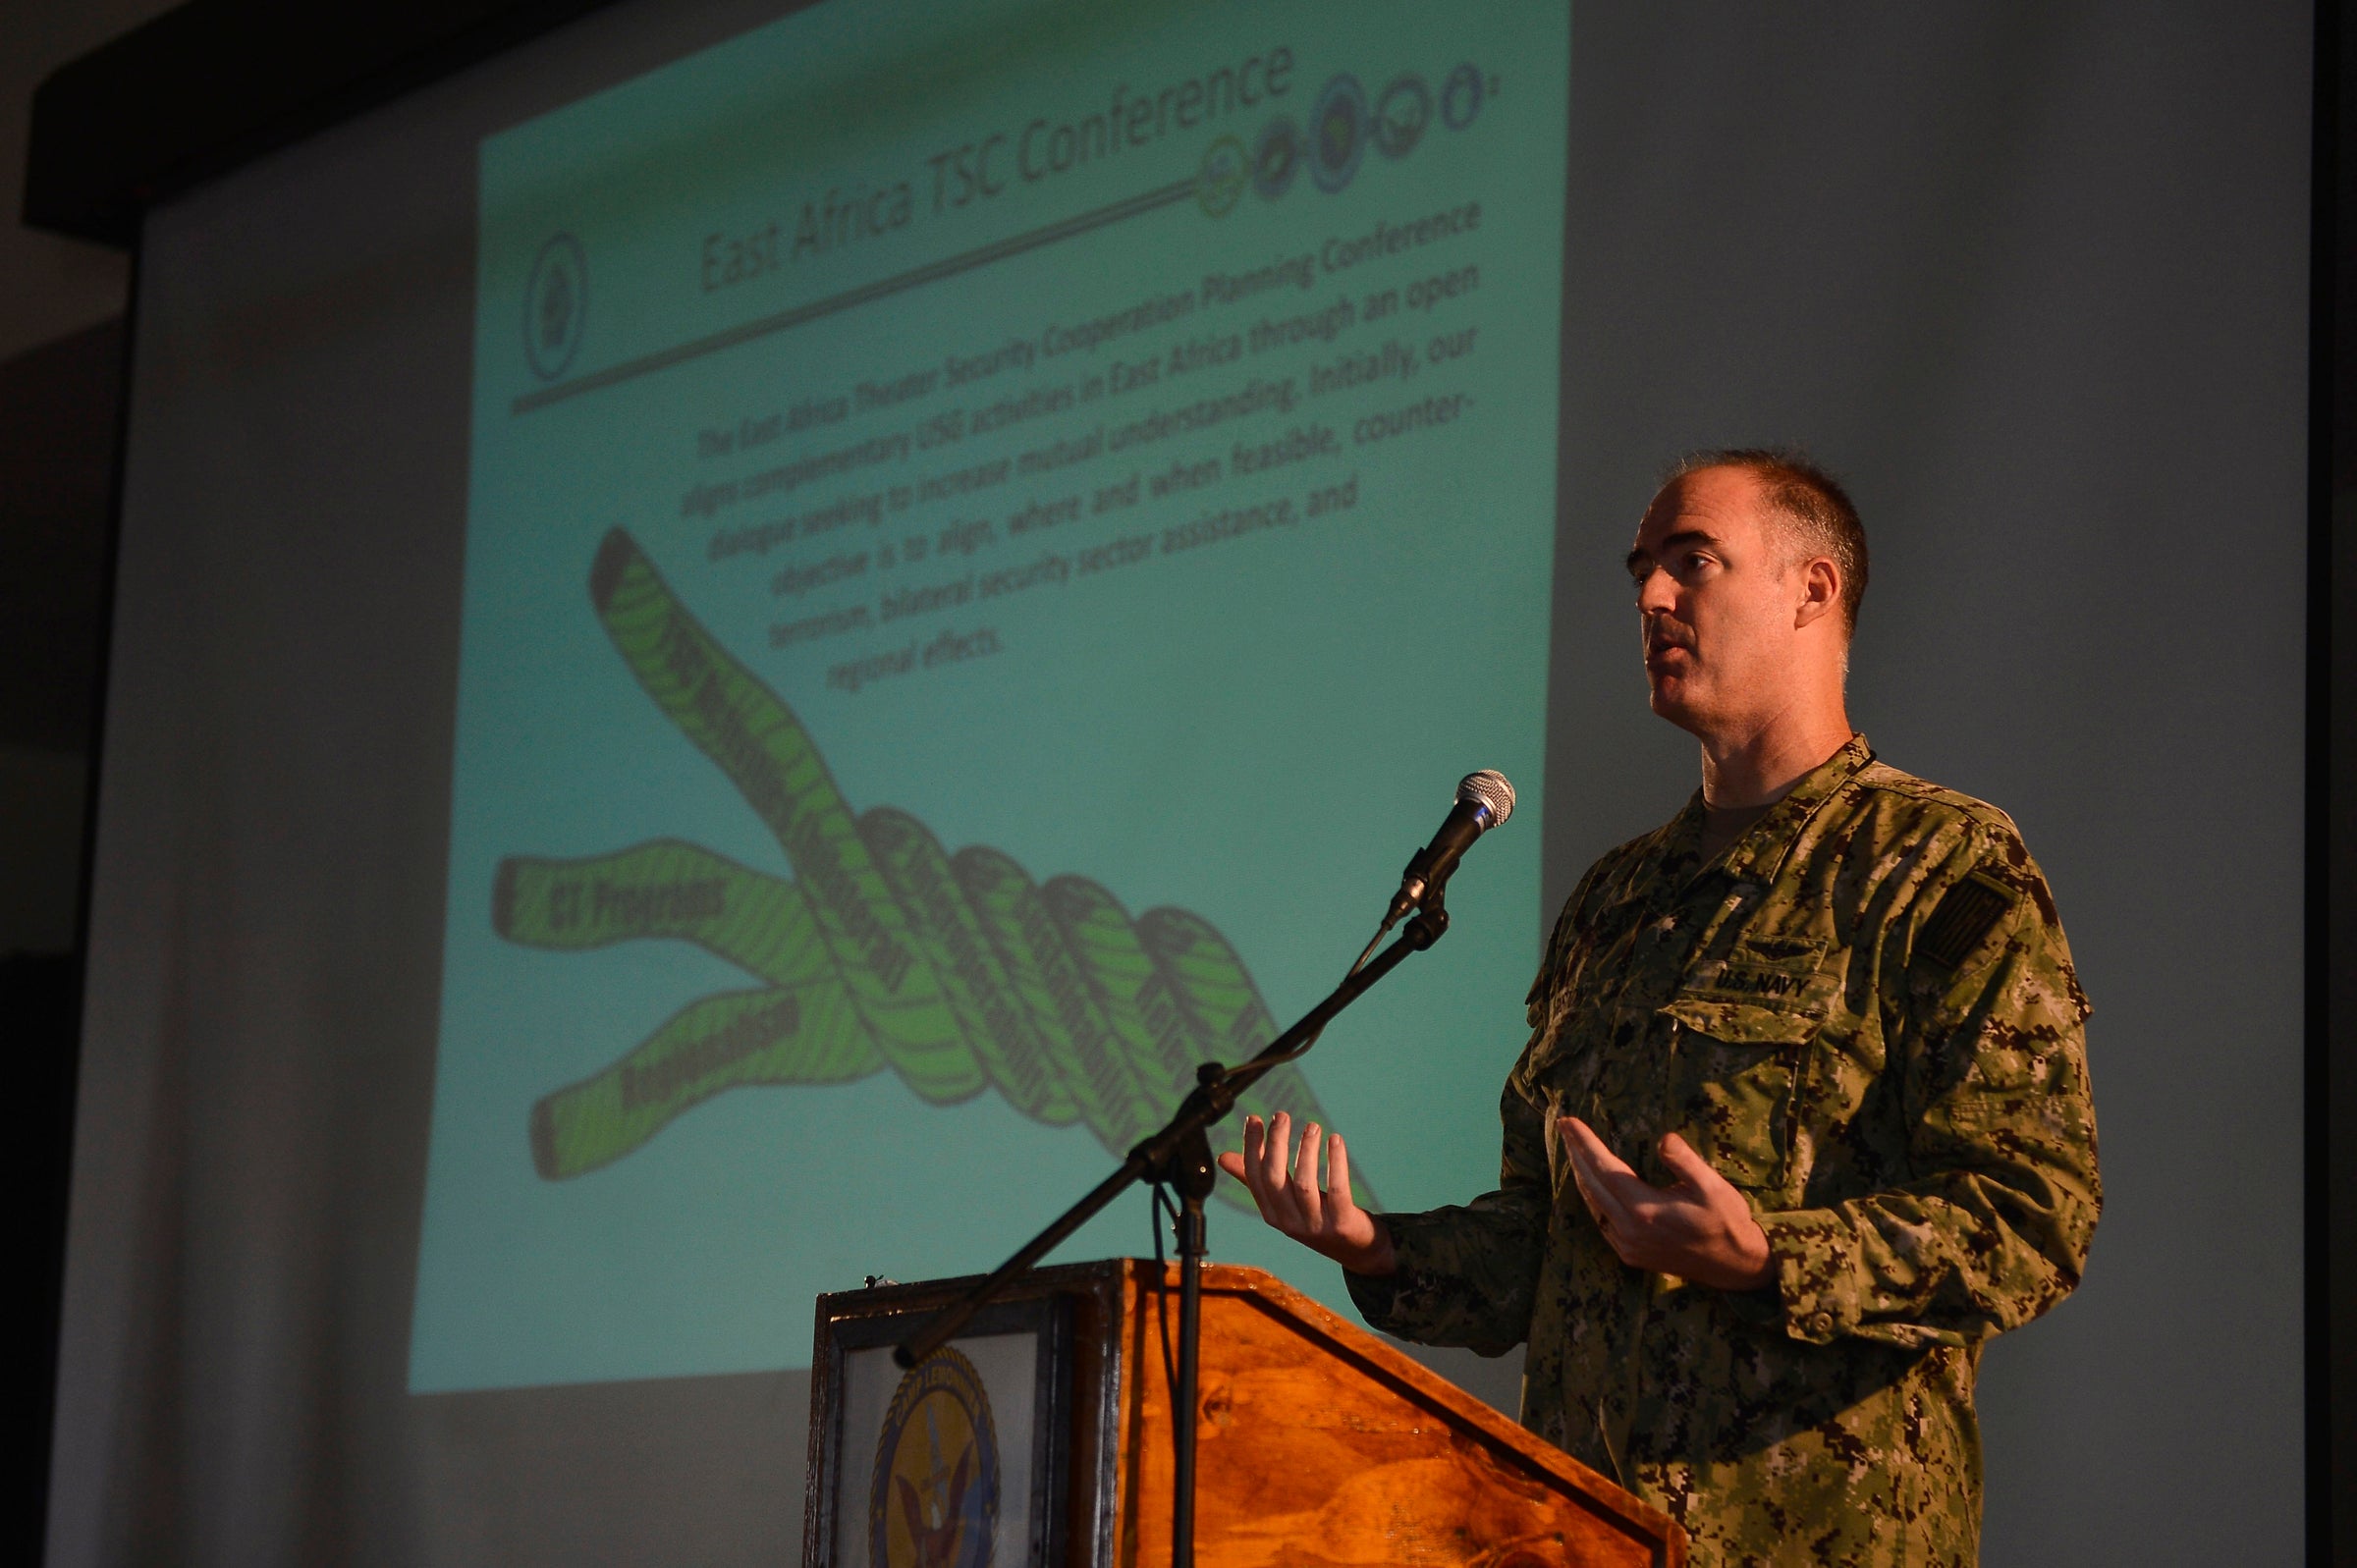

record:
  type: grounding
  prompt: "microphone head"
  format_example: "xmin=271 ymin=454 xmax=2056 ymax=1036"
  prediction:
xmin=1455 ymin=770 xmax=1516 ymax=829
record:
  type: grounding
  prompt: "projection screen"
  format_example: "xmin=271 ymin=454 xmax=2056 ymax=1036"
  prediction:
xmin=49 ymin=1 xmax=2312 ymax=1564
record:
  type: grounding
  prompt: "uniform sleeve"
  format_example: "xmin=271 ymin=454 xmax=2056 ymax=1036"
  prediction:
xmin=1344 ymin=1080 xmax=1552 ymax=1356
xmin=1345 ymin=878 xmax=1598 ymax=1355
xmin=1753 ymin=832 xmax=2101 ymax=1350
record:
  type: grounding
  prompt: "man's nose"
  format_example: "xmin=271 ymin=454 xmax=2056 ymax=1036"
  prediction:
xmin=1634 ymin=565 xmax=1677 ymax=616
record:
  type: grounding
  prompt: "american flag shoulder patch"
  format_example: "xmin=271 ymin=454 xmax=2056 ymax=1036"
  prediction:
xmin=1915 ymin=872 xmax=2015 ymax=970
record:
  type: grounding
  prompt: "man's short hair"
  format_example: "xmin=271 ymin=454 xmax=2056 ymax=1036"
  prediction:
xmin=1667 ymin=448 xmax=1869 ymax=634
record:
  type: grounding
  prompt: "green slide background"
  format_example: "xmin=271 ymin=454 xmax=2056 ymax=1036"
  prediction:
xmin=411 ymin=0 xmax=1568 ymax=1392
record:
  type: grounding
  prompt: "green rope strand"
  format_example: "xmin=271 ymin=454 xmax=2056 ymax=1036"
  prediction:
xmin=498 ymin=528 xmax=1367 ymax=1208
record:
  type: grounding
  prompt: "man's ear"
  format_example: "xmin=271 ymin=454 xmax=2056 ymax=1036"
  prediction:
xmin=1793 ymin=557 xmax=1841 ymax=630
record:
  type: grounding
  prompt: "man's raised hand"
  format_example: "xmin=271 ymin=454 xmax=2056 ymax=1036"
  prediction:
xmin=1216 ymin=1111 xmax=1398 ymax=1276
xmin=1559 ymin=1115 xmax=1774 ymax=1291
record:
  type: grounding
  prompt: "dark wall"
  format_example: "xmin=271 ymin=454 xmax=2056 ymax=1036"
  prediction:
xmin=0 ymin=314 xmax=121 ymax=1568
xmin=2329 ymin=0 xmax=2353 ymax=1556
xmin=0 ymin=317 xmax=120 ymax=757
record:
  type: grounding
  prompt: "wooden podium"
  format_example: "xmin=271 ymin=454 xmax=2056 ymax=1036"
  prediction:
xmin=804 ymin=1260 xmax=1682 ymax=1568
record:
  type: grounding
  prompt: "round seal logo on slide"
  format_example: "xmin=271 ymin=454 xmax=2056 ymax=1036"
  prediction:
xmin=1252 ymin=115 xmax=1301 ymax=200
xmin=1373 ymin=75 xmax=1432 ymax=160
xmin=1441 ymin=63 xmax=1486 ymax=132
xmin=868 ymin=1347 xmax=1000 ymax=1568
xmin=1309 ymin=74 xmax=1367 ymax=193
xmin=522 ymin=233 xmax=587 ymax=381
xmin=1196 ymin=135 xmax=1249 ymax=217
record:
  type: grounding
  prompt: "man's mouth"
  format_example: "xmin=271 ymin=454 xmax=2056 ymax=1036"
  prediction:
xmin=1644 ymin=629 xmax=1693 ymax=668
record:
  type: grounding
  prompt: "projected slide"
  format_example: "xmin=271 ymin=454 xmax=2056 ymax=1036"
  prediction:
xmin=412 ymin=0 xmax=1568 ymax=1392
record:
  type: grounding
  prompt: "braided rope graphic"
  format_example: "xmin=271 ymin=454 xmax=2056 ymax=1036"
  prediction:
xmin=493 ymin=528 xmax=1360 ymax=1213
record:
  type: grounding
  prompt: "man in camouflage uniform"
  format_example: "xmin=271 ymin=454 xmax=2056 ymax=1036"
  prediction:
xmin=1218 ymin=452 xmax=2099 ymax=1565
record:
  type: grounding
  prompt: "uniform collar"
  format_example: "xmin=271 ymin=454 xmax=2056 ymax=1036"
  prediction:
xmin=1687 ymin=732 xmax=1875 ymax=889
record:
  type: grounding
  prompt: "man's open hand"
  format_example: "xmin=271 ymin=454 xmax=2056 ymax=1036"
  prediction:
xmin=1559 ymin=1116 xmax=1775 ymax=1291
xmin=1216 ymin=1111 xmax=1398 ymax=1276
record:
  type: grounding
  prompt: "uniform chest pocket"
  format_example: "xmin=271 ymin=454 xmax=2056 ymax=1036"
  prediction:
xmin=1657 ymin=996 xmax=1819 ymax=1192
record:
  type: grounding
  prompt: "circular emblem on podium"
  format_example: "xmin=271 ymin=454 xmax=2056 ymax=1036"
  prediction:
xmin=868 ymin=1347 xmax=1000 ymax=1568
xmin=522 ymin=232 xmax=587 ymax=381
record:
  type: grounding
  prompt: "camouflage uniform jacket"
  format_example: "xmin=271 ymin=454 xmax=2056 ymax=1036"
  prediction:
xmin=1347 ymin=736 xmax=2099 ymax=1566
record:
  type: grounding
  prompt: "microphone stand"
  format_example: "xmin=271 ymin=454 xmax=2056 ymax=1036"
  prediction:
xmin=893 ymin=899 xmax=1452 ymax=1568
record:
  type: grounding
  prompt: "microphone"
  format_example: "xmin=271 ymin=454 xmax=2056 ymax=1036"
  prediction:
xmin=1382 ymin=771 xmax=1516 ymax=929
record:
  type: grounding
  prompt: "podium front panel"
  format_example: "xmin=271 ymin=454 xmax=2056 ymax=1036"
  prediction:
xmin=808 ymin=1287 xmax=1080 ymax=1568
xmin=804 ymin=1261 xmax=1682 ymax=1568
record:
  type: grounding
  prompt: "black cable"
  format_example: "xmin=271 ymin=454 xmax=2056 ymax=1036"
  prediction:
xmin=1149 ymin=1183 xmax=1180 ymax=1421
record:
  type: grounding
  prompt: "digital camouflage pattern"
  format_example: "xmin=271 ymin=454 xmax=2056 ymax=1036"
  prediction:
xmin=1348 ymin=736 xmax=2099 ymax=1566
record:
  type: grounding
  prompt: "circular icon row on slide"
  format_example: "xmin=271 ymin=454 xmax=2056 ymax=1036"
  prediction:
xmin=1198 ymin=62 xmax=1489 ymax=217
